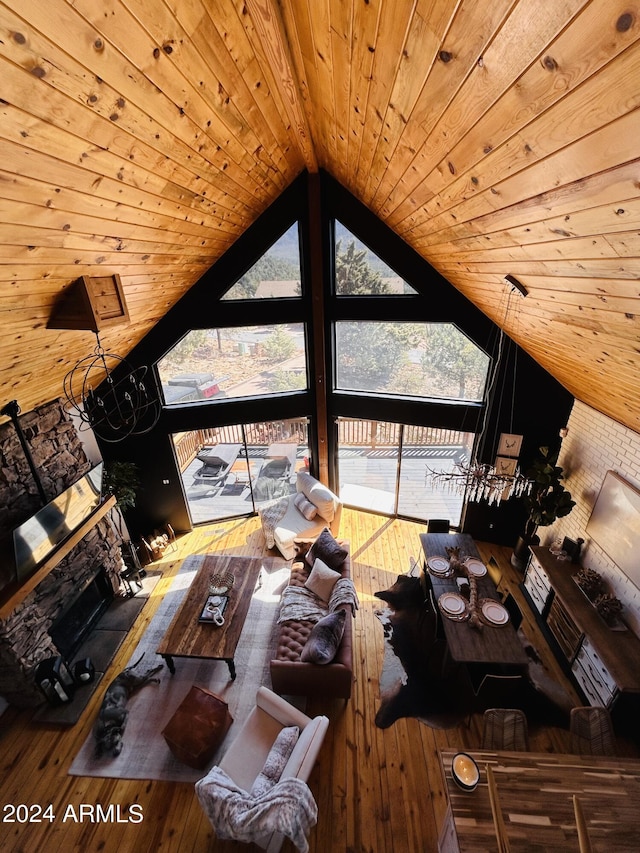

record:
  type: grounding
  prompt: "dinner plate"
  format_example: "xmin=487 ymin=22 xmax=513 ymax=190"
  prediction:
xmin=465 ymin=558 xmax=487 ymax=577
xmin=480 ymin=599 xmax=509 ymax=626
xmin=428 ymin=556 xmax=450 ymax=574
xmin=439 ymin=592 xmax=467 ymax=616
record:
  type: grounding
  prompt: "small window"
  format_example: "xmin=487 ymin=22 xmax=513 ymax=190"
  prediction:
xmin=335 ymin=321 xmax=490 ymax=403
xmin=222 ymin=223 xmax=302 ymax=300
xmin=157 ymin=324 xmax=307 ymax=405
xmin=334 ymin=221 xmax=418 ymax=295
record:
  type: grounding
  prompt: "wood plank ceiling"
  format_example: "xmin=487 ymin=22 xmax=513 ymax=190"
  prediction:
xmin=0 ymin=0 xmax=638 ymax=431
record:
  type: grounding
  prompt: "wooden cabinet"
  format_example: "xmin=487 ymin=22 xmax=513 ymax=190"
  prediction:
xmin=524 ymin=547 xmax=640 ymax=710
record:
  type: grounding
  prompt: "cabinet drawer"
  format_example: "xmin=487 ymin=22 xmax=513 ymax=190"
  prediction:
xmin=573 ymin=646 xmax=616 ymax=706
xmin=579 ymin=637 xmax=618 ymax=696
xmin=572 ymin=655 xmax=609 ymax=706
xmin=524 ymin=573 xmax=547 ymax=614
xmin=528 ymin=555 xmax=551 ymax=593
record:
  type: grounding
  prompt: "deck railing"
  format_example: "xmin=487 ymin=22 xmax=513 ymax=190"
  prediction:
xmin=173 ymin=419 xmax=472 ymax=471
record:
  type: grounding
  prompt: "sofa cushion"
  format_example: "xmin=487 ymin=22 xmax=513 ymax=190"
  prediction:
xmin=301 ymin=610 xmax=346 ymax=665
xmin=293 ymin=491 xmax=318 ymax=521
xmin=297 ymin=471 xmax=336 ymax=522
xmin=249 ymin=725 xmax=299 ymax=798
xmin=306 ymin=527 xmax=348 ymax=570
xmin=304 ymin=557 xmax=341 ymax=602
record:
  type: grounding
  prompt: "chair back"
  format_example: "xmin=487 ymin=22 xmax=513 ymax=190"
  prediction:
xmin=570 ymin=706 xmax=616 ymax=756
xmin=426 ymin=518 xmax=450 ymax=533
xmin=482 ymin=707 xmax=529 ymax=751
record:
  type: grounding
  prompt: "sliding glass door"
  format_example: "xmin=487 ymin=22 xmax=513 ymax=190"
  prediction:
xmin=337 ymin=418 xmax=472 ymax=526
xmin=173 ymin=418 xmax=310 ymax=525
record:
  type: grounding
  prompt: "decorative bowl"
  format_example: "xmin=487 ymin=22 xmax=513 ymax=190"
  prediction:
xmin=451 ymin=752 xmax=480 ymax=791
xmin=209 ymin=570 xmax=235 ymax=596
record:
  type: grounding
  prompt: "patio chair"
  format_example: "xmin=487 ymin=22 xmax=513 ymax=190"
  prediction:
xmin=192 ymin=443 xmax=241 ymax=491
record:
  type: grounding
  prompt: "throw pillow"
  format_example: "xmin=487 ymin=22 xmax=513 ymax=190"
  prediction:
xmin=249 ymin=725 xmax=300 ymax=798
xmin=301 ymin=610 xmax=346 ymax=665
xmin=305 ymin=557 xmax=341 ymax=602
xmin=296 ymin=471 xmax=336 ymax=522
xmin=293 ymin=491 xmax=318 ymax=521
xmin=306 ymin=527 xmax=348 ymax=570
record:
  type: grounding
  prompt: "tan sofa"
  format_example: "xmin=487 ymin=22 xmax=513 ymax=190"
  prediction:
xmin=270 ymin=544 xmax=354 ymax=700
xmin=261 ymin=471 xmax=342 ymax=560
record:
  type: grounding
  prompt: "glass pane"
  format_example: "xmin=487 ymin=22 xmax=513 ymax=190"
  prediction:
xmin=222 ymin=223 xmax=302 ymax=300
xmin=158 ymin=324 xmax=307 ymax=405
xmin=337 ymin=419 xmax=398 ymax=514
xmin=174 ymin=419 xmax=310 ymax=524
xmin=397 ymin=428 xmax=474 ymax=526
xmin=334 ymin=221 xmax=417 ymax=295
xmin=335 ymin=321 xmax=489 ymax=403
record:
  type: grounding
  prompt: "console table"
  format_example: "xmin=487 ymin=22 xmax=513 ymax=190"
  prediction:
xmin=523 ymin=546 xmax=640 ymax=709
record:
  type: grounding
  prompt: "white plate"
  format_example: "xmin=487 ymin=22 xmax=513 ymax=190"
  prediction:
xmin=439 ymin=592 xmax=466 ymax=616
xmin=465 ymin=558 xmax=487 ymax=577
xmin=428 ymin=556 xmax=450 ymax=574
xmin=481 ymin=599 xmax=509 ymax=625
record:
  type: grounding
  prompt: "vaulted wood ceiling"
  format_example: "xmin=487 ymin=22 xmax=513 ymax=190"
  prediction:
xmin=1 ymin=0 xmax=639 ymax=432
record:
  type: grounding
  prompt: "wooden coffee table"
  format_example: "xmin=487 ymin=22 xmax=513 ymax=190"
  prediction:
xmin=156 ymin=555 xmax=283 ymax=680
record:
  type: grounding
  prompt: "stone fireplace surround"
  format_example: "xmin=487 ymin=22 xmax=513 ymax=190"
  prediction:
xmin=0 ymin=399 xmax=124 ymax=708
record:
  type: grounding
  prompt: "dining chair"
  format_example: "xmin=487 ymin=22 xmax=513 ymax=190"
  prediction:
xmin=570 ymin=706 xmax=616 ymax=756
xmin=426 ymin=518 xmax=450 ymax=533
xmin=482 ymin=708 xmax=529 ymax=751
xmin=486 ymin=556 xmax=504 ymax=596
xmin=472 ymin=673 xmax=527 ymax=713
xmin=502 ymin=593 xmax=523 ymax=630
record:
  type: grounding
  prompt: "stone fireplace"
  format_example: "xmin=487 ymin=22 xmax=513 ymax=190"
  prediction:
xmin=49 ymin=566 xmax=114 ymax=661
xmin=0 ymin=398 xmax=125 ymax=708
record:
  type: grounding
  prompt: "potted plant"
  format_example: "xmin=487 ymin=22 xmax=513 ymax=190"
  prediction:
xmin=103 ymin=461 xmax=140 ymax=537
xmin=511 ymin=446 xmax=575 ymax=570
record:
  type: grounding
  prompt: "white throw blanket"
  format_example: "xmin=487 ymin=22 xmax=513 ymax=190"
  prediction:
xmin=277 ymin=578 xmax=359 ymax=624
xmin=259 ymin=496 xmax=290 ymax=549
xmin=195 ymin=766 xmax=318 ymax=853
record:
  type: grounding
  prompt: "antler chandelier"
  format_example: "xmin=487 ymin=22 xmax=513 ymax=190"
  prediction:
xmin=64 ymin=333 xmax=161 ymax=443
xmin=426 ymin=460 xmax=532 ymax=506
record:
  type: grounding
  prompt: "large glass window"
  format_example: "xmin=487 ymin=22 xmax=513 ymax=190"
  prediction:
xmin=337 ymin=418 xmax=473 ymax=526
xmin=173 ymin=419 xmax=310 ymax=524
xmin=222 ymin=223 xmax=302 ymax=300
xmin=334 ymin=221 xmax=417 ymax=295
xmin=157 ymin=324 xmax=307 ymax=405
xmin=335 ymin=321 xmax=490 ymax=403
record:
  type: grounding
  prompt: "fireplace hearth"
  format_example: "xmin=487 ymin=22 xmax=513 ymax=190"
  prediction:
xmin=49 ymin=568 xmax=114 ymax=661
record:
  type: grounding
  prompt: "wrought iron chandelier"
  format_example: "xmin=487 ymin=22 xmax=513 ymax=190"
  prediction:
xmin=425 ymin=281 xmax=533 ymax=506
xmin=63 ymin=332 xmax=161 ymax=443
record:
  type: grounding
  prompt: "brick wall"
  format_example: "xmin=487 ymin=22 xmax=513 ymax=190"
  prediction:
xmin=549 ymin=401 xmax=640 ymax=634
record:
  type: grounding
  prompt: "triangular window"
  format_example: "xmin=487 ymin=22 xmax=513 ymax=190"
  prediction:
xmin=222 ymin=223 xmax=302 ymax=300
xmin=334 ymin=221 xmax=418 ymax=295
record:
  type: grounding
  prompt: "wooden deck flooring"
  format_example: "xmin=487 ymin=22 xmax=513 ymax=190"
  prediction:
xmin=0 ymin=509 xmax=637 ymax=853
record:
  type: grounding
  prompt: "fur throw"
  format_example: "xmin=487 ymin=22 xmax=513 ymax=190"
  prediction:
xmin=195 ymin=765 xmax=317 ymax=853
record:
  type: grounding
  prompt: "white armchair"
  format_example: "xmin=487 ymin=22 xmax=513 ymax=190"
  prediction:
xmin=198 ymin=686 xmax=329 ymax=853
xmin=261 ymin=471 xmax=342 ymax=559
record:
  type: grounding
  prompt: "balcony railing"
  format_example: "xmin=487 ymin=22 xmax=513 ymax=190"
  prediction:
xmin=174 ymin=419 xmax=470 ymax=473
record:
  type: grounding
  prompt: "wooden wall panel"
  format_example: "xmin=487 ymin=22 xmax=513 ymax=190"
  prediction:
xmin=0 ymin=0 xmax=638 ymax=432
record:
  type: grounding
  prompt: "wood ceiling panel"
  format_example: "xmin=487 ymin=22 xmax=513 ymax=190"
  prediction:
xmin=0 ymin=0 xmax=638 ymax=432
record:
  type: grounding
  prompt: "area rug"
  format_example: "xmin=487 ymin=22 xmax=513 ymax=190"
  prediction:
xmin=374 ymin=575 xmax=474 ymax=729
xmin=69 ymin=555 xmax=291 ymax=783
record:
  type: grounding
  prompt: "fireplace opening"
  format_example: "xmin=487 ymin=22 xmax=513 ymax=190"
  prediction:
xmin=49 ymin=568 xmax=114 ymax=661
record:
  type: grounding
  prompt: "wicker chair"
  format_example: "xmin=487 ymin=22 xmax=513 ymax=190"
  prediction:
xmin=481 ymin=708 xmax=529 ymax=751
xmin=570 ymin=706 xmax=616 ymax=756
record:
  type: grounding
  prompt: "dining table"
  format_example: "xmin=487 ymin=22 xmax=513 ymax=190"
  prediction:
xmin=419 ymin=532 xmax=528 ymax=669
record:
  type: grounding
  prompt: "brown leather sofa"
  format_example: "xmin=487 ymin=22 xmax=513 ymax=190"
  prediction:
xmin=270 ymin=548 xmax=354 ymax=700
